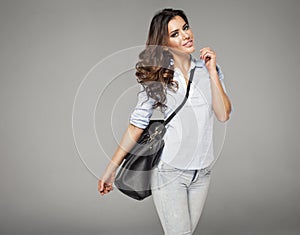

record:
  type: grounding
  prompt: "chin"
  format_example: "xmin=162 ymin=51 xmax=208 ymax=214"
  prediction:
xmin=184 ymin=47 xmax=195 ymax=54
xmin=171 ymin=46 xmax=195 ymax=56
xmin=189 ymin=47 xmax=196 ymax=53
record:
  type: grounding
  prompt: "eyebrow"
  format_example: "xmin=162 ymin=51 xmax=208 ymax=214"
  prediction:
xmin=169 ymin=23 xmax=188 ymax=35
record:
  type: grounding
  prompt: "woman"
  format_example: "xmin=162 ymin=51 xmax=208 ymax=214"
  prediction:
xmin=98 ymin=8 xmax=232 ymax=234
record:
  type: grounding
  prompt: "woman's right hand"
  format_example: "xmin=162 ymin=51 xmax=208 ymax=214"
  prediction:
xmin=98 ymin=163 xmax=118 ymax=196
xmin=97 ymin=124 xmax=144 ymax=196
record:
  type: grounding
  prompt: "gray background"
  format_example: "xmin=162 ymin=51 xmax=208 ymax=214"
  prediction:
xmin=1 ymin=0 xmax=299 ymax=234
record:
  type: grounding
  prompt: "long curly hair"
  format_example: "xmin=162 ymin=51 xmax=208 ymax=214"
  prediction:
xmin=135 ymin=8 xmax=189 ymax=109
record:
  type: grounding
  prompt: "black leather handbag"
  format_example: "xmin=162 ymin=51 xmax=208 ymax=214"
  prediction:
xmin=114 ymin=68 xmax=195 ymax=200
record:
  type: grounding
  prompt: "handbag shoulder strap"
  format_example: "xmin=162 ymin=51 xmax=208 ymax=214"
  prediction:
xmin=164 ymin=67 xmax=196 ymax=125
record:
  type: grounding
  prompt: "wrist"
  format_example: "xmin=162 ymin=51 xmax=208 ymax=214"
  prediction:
xmin=107 ymin=160 xmax=120 ymax=171
xmin=209 ymin=70 xmax=218 ymax=80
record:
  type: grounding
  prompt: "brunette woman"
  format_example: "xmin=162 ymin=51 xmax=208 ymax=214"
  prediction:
xmin=98 ymin=8 xmax=232 ymax=235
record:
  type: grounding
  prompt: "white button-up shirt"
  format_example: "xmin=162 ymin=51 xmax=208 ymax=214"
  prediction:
xmin=130 ymin=57 xmax=228 ymax=170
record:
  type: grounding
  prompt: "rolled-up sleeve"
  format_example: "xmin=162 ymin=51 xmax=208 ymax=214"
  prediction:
xmin=129 ymin=86 xmax=155 ymax=129
xmin=216 ymin=63 xmax=227 ymax=92
xmin=216 ymin=63 xmax=234 ymax=114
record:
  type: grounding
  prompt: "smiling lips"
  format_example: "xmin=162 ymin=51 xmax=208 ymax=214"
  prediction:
xmin=182 ymin=39 xmax=193 ymax=47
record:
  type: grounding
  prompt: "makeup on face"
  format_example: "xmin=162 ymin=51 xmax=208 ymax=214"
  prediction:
xmin=167 ymin=16 xmax=195 ymax=54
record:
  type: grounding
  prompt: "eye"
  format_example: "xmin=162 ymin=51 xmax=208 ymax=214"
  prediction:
xmin=170 ymin=32 xmax=179 ymax=38
xmin=183 ymin=24 xmax=189 ymax=30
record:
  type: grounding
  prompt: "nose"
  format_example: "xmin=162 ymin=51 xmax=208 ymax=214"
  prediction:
xmin=182 ymin=30 xmax=190 ymax=39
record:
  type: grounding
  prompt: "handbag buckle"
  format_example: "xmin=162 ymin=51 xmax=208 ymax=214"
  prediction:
xmin=148 ymin=123 xmax=165 ymax=142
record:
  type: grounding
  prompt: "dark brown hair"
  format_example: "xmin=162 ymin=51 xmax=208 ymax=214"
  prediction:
xmin=135 ymin=8 xmax=189 ymax=109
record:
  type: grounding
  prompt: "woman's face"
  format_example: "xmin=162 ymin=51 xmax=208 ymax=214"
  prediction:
xmin=167 ymin=16 xmax=195 ymax=54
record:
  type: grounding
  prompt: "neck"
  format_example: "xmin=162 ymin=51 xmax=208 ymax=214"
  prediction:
xmin=173 ymin=53 xmax=191 ymax=75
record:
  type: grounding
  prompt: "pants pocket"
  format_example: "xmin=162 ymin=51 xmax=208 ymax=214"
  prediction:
xmin=157 ymin=161 xmax=180 ymax=173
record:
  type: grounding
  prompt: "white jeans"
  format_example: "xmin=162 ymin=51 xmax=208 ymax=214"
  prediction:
xmin=151 ymin=161 xmax=211 ymax=235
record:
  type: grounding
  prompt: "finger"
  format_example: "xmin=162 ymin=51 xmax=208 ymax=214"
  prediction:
xmin=200 ymin=47 xmax=214 ymax=54
xmin=202 ymin=51 xmax=212 ymax=61
xmin=202 ymin=51 xmax=216 ymax=61
xmin=105 ymin=184 xmax=113 ymax=191
xmin=98 ymin=180 xmax=104 ymax=193
xmin=100 ymin=187 xmax=109 ymax=195
xmin=200 ymin=47 xmax=211 ymax=51
xmin=200 ymin=47 xmax=213 ymax=54
xmin=200 ymin=49 xmax=212 ymax=60
xmin=102 ymin=188 xmax=111 ymax=195
xmin=201 ymin=48 xmax=215 ymax=55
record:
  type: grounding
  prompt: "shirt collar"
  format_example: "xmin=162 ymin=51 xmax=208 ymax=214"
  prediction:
xmin=192 ymin=56 xmax=205 ymax=68
xmin=174 ymin=56 xmax=204 ymax=75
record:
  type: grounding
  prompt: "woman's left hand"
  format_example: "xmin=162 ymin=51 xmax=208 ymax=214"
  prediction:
xmin=200 ymin=47 xmax=217 ymax=74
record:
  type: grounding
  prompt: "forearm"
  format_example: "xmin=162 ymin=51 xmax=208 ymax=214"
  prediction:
xmin=107 ymin=123 xmax=144 ymax=170
xmin=99 ymin=123 xmax=144 ymax=194
xmin=210 ymin=71 xmax=232 ymax=122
